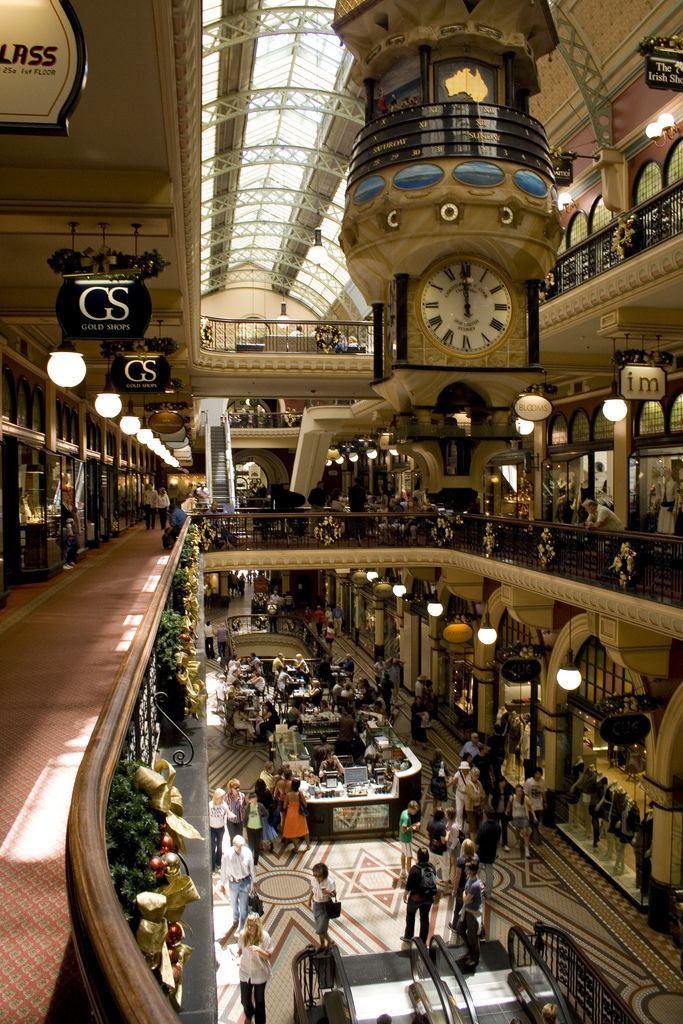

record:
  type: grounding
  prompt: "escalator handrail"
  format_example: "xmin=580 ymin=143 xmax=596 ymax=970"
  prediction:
xmin=507 ymin=925 xmax=575 ymax=1024
xmin=331 ymin=943 xmax=359 ymax=1024
xmin=429 ymin=935 xmax=480 ymax=1024
xmin=411 ymin=938 xmax=459 ymax=1024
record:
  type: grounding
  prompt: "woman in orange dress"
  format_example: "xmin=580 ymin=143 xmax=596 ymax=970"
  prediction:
xmin=281 ymin=778 xmax=309 ymax=852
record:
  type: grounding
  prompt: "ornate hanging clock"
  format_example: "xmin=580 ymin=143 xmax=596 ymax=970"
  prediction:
xmin=415 ymin=256 xmax=514 ymax=358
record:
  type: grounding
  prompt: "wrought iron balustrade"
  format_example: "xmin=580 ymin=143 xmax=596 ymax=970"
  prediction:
xmin=548 ymin=179 xmax=683 ymax=299
xmin=525 ymin=922 xmax=640 ymax=1024
xmin=200 ymin=315 xmax=374 ymax=355
xmin=195 ymin=512 xmax=683 ymax=608
xmin=229 ymin=410 xmax=302 ymax=428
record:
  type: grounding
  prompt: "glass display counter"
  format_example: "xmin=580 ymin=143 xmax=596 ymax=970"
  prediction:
xmin=273 ymin=729 xmax=311 ymax=776
xmin=16 ymin=445 xmax=62 ymax=580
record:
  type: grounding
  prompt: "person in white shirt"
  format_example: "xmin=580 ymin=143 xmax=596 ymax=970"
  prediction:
xmin=209 ymin=788 xmax=228 ymax=871
xmin=524 ymin=768 xmax=548 ymax=842
xmin=156 ymin=486 xmax=170 ymax=529
xmin=219 ymin=835 xmax=256 ymax=941
xmin=237 ymin=913 xmax=275 ymax=1024
xmin=450 ymin=761 xmax=471 ymax=835
xmin=142 ymin=484 xmax=157 ymax=530
xmin=307 ymin=862 xmax=337 ymax=949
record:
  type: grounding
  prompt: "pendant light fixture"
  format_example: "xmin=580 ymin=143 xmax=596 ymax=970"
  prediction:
xmin=557 ymin=609 xmax=582 ymax=690
xmin=47 ymin=339 xmax=87 ymax=388
xmin=602 ymin=340 xmax=627 ymax=423
xmin=309 ymin=228 xmax=325 ymax=266
xmin=94 ymin=358 xmax=122 ymax=419
xmin=393 ymin=582 xmax=407 ymax=597
xmin=277 ymin=300 xmax=288 ymax=321
xmin=427 ymin=590 xmax=443 ymax=617
xmin=119 ymin=399 xmax=141 ymax=436
xmin=477 ymin=611 xmax=497 ymax=645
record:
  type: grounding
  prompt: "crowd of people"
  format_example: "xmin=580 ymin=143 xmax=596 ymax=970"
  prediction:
xmin=395 ymin=728 xmax=549 ymax=971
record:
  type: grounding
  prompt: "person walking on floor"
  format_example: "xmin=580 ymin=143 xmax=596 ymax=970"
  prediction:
xmin=215 ymin=621 xmax=228 ymax=662
xmin=281 ymin=778 xmax=309 ymax=852
xmin=429 ymin=748 xmax=449 ymax=810
xmin=427 ymin=807 xmax=450 ymax=887
xmin=156 ymin=486 xmax=170 ymax=529
xmin=237 ymin=913 xmax=275 ymax=1024
xmin=475 ymin=808 xmax=501 ymax=898
xmin=488 ymin=776 xmax=513 ymax=851
xmin=398 ymin=799 xmax=421 ymax=880
xmin=450 ymin=838 xmax=477 ymax=927
xmin=204 ymin=619 xmax=215 ymax=660
xmin=225 ymin=778 xmax=247 ymax=843
xmin=401 ymin=848 xmax=437 ymax=944
xmin=142 ymin=484 xmax=157 ymax=530
xmin=308 ymin=862 xmax=337 ymax=949
xmin=507 ymin=784 xmax=536 ymax=858
xmin=245 ymin=791 xmax=269 ymax=868
xmin=218 ymin=834 xmax=256 ymax=943
xmin=455 ymin=859 xmax=484 ymax=969
xmin=209 ymin=787 xmax=228 ymax=872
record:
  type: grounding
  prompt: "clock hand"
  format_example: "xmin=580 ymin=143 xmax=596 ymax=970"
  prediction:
xmin=460 ymin=264 xmax=472 ymax=318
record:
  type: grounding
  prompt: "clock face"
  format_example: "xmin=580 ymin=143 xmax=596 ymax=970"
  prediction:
xmin=416 ymin=257 xmax=513 ymax=356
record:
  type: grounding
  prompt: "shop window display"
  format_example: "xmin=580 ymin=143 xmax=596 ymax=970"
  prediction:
xmin=556 ymin=637 xmax=649 ymax=905
xmin=630 ymin=451 xmax=683 ymax=533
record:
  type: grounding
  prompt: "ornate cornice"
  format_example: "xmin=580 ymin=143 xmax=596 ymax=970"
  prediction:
xmin=540 ymin=236 xmax=683 ymax=334
xmin=203 ymin=543 xmax=683 ymax=641
xmin=193 ymin=352 xmax=373 ymax=373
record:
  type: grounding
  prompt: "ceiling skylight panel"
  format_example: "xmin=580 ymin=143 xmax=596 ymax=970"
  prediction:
xmin=244 ymin=111 xmax=281 ymax=146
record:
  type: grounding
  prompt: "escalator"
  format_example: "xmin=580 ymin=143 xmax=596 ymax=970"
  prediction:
xmin=506 ymin=927 xmax=576 ymax=1023
xmin=321 ymin=939 xmax=460 ymax=1024
xmin=295 ymin=925 xmax=591 ymax=1024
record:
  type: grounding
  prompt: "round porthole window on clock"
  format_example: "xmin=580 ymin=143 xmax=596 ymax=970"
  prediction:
xmin=352 ymin=175 xmax=385 ymax=204
xmin=513 ymin=169 xmax=548 ymax=197
xmin=453 ymin=161 xmax=505 ymax=187
xmin=393 ymin=164 xmax=444 ymax=190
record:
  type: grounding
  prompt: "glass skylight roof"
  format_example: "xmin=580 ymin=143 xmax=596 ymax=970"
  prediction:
xmin=201 ymin=0 xmax=364 ymax=317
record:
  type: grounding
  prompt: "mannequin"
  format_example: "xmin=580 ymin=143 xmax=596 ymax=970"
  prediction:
xmin=504 ymin=711 xmax=522 ymax=777
xmin=614 ymin=797 xmax=640 ymax=875
xmin=595 ymin=782 xmax=619 ymax=860
xmin=569 ymin=765 xmax=598 ymax=832
xmin=589 ymin=777 xmax=609 ymax=848
xmin=520 ymin=716 xmax=531 ymax=780
xmin=656 ymin=467 xmax=677 ymax=534
xmin=567 ymin=759 xmax=585 ymax=830
xmin=607 ymin=785 xmax=628 ymax=867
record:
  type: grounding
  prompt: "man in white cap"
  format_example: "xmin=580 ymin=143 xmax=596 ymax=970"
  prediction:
xmin=451 ymin=760 xmax=471 ymax=837
xmin=218 ymin=833 xmax=256 ymax=943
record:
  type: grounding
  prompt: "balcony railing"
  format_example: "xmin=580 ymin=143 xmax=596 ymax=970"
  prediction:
xmin=200 ymin=316 xmax=374 ymax=355
xmin=229 ymin=410 xmax=302 ymax=429
xmin=548 ymin=179 xmax=683 ymax=298
xmin=195 ymin=511 xmax=683 ymax=608
xmin=66 ymin=523 xmax=191 ymax=1024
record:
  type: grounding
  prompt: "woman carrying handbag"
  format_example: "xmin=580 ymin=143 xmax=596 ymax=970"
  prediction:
xmin=308 ymin=862 xmax=338 ymax=949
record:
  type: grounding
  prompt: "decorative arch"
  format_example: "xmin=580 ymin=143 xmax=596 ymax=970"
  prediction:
xmin=548 ymin=413 xmax=568 ymax=446
xmin=232 ymin=447 xmax=289 ymax=487
xmin=669 ymin=392 xmax=683 ymax=433
xmin=569 ymin=408 xmax=589 ymax=442
xmin=17 ymin=377 xmax=31 ymax=428
xmin=566 ymin=211 xmax=588 ymax=247
xmin=591 ymin=405 xmax=614 ymax=441
xmin=636 ymin=400 xmax=665 ymax=437
xmin=664 ymin=137 xmax=683 ymax=186
xmin=634 ymin=161 xmax=662 ymax=205
xmin=2 ymin=367 xmax=17 ymax=423
xmin=589 ymin=196 xmax=611 ymax=233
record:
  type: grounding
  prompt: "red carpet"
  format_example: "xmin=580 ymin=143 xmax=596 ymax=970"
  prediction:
xmin=0 ymin=527 xmax=175 ymax=1022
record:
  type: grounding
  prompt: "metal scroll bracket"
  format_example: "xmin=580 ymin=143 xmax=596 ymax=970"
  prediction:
xmin=154 ymin=691 xmax=195 ymax=766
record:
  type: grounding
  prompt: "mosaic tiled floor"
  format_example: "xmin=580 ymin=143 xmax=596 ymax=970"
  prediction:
xmin=206 ymin=655 xmax=683 ymax=1024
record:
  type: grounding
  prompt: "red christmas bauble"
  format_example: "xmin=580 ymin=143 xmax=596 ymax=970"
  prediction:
xmin=149 ymin=856 xmax=166 ymax=878
xmin=166 ymin=923 xmax=183 ymax=946
xmin=160 ymin=833 xmax=176 ymax=852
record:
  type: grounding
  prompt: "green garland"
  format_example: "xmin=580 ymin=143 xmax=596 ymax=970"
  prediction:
xmin=106 ymin=760 xmax=160 ymax=925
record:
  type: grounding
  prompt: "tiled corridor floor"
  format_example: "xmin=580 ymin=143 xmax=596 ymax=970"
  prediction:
xmin=206 ymin=592 xmax=683 ymax=1024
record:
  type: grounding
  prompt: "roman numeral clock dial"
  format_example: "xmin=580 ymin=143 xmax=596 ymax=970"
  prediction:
xmin=416 ymin=257 xmax=513 ymax=358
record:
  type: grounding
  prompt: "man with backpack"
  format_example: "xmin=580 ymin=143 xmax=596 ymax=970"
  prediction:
xmin=401 ymin=848 xmax=437 ymax=943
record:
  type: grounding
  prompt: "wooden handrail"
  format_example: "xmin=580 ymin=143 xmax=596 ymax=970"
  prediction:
xmin=65 ymin=523 xmax=189 ymax=1024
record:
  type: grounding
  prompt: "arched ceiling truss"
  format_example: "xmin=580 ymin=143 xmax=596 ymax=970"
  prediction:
xmin=549 ymin=0 xmax=612 ymax=149
xmin=201 ymin=0 xmax=363 ymax=319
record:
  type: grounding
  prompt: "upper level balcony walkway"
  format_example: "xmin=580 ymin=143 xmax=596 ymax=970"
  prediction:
xmin=197 ymin=510 xmax=683 ymax=641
